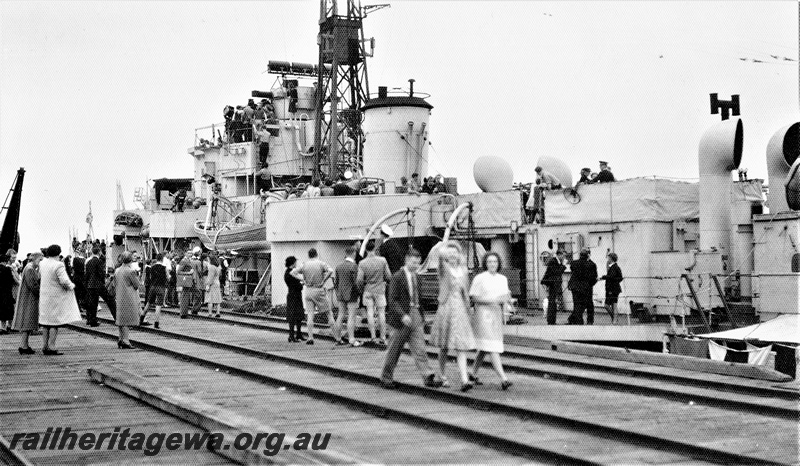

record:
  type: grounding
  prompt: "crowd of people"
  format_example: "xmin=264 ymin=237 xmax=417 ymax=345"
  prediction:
xmin=0 ymin=244 xmax=229 ymax=354
xmin=1 ymin=229 xmax=623 ymax=393
xmin=71 ymin=237 xmax=107 ymax=258
xmin=527 ymin=160 xmax=617 ymax=223
xmin=268 ymin=172 xmax=452 ymax=201
xmin=224 ymin=98 xmax=279 ymax=146
xmin=540 ymin=247 xmax=624 ymax=326
xmin=284 ymin=238 xmax=514 ymax=392
xmin=400 ymin=173 xmax=449 ymax=195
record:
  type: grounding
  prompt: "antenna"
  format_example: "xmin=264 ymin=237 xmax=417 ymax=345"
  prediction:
xmin=313 ymin=0 xmax=378 ymax=180
xmin=116 ymin=180 xmax=126 ymax=211
xmin=86 ymin=201 xmax=95 ymax=241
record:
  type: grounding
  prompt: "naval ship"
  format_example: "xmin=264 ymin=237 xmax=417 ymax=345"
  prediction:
xmin=108 ymin=0 xmax=800 ymax=377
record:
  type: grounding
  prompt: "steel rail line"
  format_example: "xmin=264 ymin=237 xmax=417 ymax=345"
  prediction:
xmin=158 ymin=308 xmax=800 ymax=411
xmin=0 ymin=435 xmax=34 ymax=466
xmin=71 ymin=320 xmax=789 ymax=466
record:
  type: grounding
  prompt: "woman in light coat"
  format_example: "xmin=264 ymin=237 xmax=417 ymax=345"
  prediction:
xmin=115 ymin=252 xmax=140 ymax=348
xmin=429 ymin=242 xmax=476 ymax=391
xmin=204 ymin=256 xmax=222 ymax=318
xmin=39 ymin=245 xmax=82 ymax=355
xmin=12 ymin=252 xmax=43 ymax=354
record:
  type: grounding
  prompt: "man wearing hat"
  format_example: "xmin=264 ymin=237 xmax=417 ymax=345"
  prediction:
xmin=177 ymin=251 xmax=198 ymax=318
xmin=377 ymin=224 xmax=405 ymax=274
xmin=595 ymin=161 xmax=616 ymax=183
xmin=566 ymin=248 xmax=598 ymax=325
xmin=190 ymin=247 xmax=206 ymax=315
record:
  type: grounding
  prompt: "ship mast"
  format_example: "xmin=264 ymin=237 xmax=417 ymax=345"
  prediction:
xmin=313 ymin=0 xmax=382 ymax=180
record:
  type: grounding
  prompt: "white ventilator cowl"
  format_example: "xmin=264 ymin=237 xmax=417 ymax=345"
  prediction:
xmin=698 ymin=117 xmax=742 ymax=252
xmin=473 ymin=156 xmax=514 ymax=192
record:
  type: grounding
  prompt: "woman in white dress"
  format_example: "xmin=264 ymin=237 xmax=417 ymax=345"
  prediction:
xmin=429 ymin=241 xmax=476 ymax=391
xmin=39 ymin=245 xmax=82 ymax=355
xmin=468 ymin=252 xmax=512 ymax=390
xmin=205 ymin=256 xmax=223 ymax=317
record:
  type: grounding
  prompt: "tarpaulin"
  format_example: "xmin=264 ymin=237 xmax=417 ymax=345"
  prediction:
xmin=746 ymin=342 xmax=773 ymax=366
xmin=709 ymin=340 xmax=728 ymax=361
xmin=544 ymin=178 xmax=699 ymax=225
xmin=697 ymin=315 xmax=800 ymax=345
xmin=731 ymin=180 xmax=765 ymax=202
xmin=707 ymin=340 xmax=774 ymax=366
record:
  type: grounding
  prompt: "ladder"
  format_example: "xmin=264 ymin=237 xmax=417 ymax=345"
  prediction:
xmin=251 ymin=262 xmax=272 ymax=297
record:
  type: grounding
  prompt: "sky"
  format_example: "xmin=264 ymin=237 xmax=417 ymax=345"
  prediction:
xmin=0 ymin=1 xmax=797 ymax=255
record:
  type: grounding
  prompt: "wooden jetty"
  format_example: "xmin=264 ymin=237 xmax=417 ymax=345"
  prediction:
xmin=1 ymin=305 xmax=797 ymax=465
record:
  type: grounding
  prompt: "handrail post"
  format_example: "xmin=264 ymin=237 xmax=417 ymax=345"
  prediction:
xmin=682 ymin=274 xmax=713 ymax=333
xmin=711 ymin=275 xmax=737 ymax=329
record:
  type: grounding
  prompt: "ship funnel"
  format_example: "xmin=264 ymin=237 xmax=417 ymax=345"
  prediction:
xmin=787 ymin=158 xmax=800 ymax=210
xmin=765 ymin=122 xmax=800 ymax=213
xmin=535 ymin=156 xmax=572 ymax=187
xmin=361 ymin=84 xmax=433 ymax=186
xmin=698 ymin=117 xmax=742 ymax=252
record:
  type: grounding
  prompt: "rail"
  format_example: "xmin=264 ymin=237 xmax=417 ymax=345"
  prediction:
xmin=0 ymin=435 xmax=34 ymax=466
xmin=66 ymin=319 xmax=791 ymax=465
xmin=151 ymin=309 xmax=800 ymax=417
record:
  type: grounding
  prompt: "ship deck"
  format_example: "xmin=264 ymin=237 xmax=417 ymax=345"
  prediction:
xmin=503 ymin=309 xmax=672 ymax=343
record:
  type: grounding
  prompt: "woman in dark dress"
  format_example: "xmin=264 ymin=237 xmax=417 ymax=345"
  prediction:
xmin=284 ymin=256 xmax=305 ymax=342
xmin=0 ymin=254 xmax=16 ymax=333
xmin=600 ymin=252 xmax=624 ymax=324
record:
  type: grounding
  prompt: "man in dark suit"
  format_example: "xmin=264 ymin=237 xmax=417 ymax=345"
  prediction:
xmin=333 ymin=246 xmax=360 ymax=346
xmin=177 ymin=252 xmax=198 ymax=318
xmin=378 ymin=228 xmax=406 ymax=274
xmin=72 ymin=255 xmax=87 ymax=312
xmin=332 ymin=176 xmax=352 ymax=196
xmin=594 ymin=161 xmax=616 ymax=183
xmin=84 ymin=247 xmax=116 ymax=326
xmin=567 ymin=248 xmax=598 ymax=325
xmin=381 ymin=248 xmax=442 ymax=389
xmin=541 ymin=250 xmax=566 ymax=325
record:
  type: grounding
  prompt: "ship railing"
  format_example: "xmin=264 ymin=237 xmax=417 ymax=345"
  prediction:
xmin=217 ymin=166 xmax=266 ymax=177
xmin=195 ymin=118 xmax=292 ymax=149
xmin=367 ymin=88 xmax=431 ymax=100
xmin=194 ymin=122 xmax=226 ymax=148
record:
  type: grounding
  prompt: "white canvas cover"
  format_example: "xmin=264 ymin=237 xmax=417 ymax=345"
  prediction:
xmin=544 ymin=178 xmax=699 ymax=225
xmin=458 ymin=191 xmax=524 ymax=229
xmin=731 ymin=180 xmax=765 ymax=202
xmin=697 ymin=314 xmax=800 ymax=344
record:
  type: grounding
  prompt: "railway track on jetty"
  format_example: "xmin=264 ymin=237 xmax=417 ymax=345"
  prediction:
xmin=62 ymin=312 xmax=798 ymax=465
xmin=156 ymin=308 xmax=800 ymax=420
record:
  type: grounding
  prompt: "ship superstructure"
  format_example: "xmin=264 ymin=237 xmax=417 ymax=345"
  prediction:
xmin=112 ymin=1 xmax=799 ymax=352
